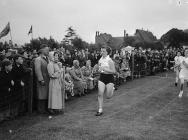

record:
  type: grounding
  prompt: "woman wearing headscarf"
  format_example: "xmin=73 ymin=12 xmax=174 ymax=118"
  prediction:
xmin=47 ymin=52 xmax=63 ymax=114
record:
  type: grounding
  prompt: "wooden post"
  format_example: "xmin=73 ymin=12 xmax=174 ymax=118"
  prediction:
xmin=62 ymin=66 xmax=65 ymax=112
xmin=123 ymin=30 xmax=126 ymax=46
xmin=28 ymin=70 xmax=33 ymax=114
xmin=131 ymin=52 xmax=134 ymax=80
xmin=8 ymin=22 xmax=13 ymax=48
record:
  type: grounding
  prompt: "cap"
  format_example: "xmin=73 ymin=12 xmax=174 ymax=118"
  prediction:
xmin=1 ymin=59 xmax=12 ymax=67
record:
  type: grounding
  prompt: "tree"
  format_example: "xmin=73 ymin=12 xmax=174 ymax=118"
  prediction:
xmin=124 ymin=36 xmax=135 ymax=46
xmin=48 ymin=36 xmax=59 ymax=49
xmin=160 ymin=28 xmax=187 ymax=48
xmin=62 ymin=26 xmax=77 ymax=46
xmin=26 ymin=36 xmax=59 ymax=51
xmin=72 ymin=37 xmax=89 ymax=50
xmin=88 ymin=43 xmax=98 ymax=52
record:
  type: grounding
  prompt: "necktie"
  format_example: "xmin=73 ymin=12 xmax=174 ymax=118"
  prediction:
xmin=43 ymin=56 xmax=49 ymax=64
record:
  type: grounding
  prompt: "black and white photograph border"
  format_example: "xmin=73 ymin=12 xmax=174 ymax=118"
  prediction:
xmin=0 ymin=0 xmax=188 ymax=140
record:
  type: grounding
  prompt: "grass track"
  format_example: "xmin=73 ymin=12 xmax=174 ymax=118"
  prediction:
xmin=0 ymin=72 xmax=188 ymax=140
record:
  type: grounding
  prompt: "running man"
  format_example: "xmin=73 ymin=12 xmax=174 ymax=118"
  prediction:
xmin=179 ymin=49 xmax=188 ymax=98
xmin=95 ymin=45 xmax=116 ymax=116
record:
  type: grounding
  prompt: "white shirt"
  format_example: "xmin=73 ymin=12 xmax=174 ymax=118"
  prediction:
xmin=179 ymin=57 xmax=188 ymax=80
xmin=180 ymin=57 xmax=188 ymax=70
xmin=98 ymin=55 xmax=111 ymax=69
xmin=174 ymin=56 xmax=183 ymax=66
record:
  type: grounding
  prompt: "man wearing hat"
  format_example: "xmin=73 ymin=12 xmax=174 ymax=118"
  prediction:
xmin=34 ymin=44 xmax=50 ymax=113
xmin=0 ymin=59 xmax=14 ymax=121
xmin=0 ymin=59 xmax=14 ymax=95
xmin=12 ymin=54 xmax=25 ymax=90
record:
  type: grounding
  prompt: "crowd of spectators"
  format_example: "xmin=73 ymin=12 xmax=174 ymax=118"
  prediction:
xmin=0 ymin=43 xmax=183 ymax=121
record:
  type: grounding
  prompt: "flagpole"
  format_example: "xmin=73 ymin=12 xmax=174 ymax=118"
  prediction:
xmin=9 ymin=29 xmax=13 ymax=42
xmin=29 ymin=25 xmax=33 ymax=41
xmin=31 ymin=29 xmax=33 ymax=41
xmin=9 ymin=24 xmax=13 ymax=47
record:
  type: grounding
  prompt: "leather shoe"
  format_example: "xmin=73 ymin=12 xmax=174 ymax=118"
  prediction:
xmin=175 ymin=83 xmax=177 ymax=87
xmin=95 ymin=111 xmax=103 ymax=116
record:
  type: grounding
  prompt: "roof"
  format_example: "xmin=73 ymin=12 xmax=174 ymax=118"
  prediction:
xmin=135 ymin=29 xmax=157 ymax=43
xmin=95 ymin=29 xmax=159 ymax=49
xmin=112 ymin=37 xmax=124 ymax=48
xmin=184 ymin=29 xmax=188 ymax=33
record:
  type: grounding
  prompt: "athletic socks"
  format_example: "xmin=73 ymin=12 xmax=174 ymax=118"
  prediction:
xmin=98 ymin=108 xmax=103 ymax=113
xmin=179 ymin=91 xmax=183 ymax=98
xmin=178 ymin=84 xmax=184 ymax=98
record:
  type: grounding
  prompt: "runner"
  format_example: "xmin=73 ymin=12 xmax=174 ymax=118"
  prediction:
xmin=178 ymin=49 xmax=188 ymax=98
xmin=95 ymin=45 xmax=116 ymax=116
xmin=174 ymin=51 xmax=183 ymax=86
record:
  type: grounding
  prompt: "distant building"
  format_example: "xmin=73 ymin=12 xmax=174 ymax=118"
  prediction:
xmin=95 ymin=29 xmax=162 ymax=50
xmin=183 ymin=29 xmax=188 ymax=46
xmin=184 ymin=29 xmax=188 ymax=34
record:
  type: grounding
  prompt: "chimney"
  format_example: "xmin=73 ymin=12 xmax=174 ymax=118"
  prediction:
xmin=124 ymin=30 xmax=126 ymax=38
xmin=97 ymin=31 xmax=100 ymax=36
xmin=96 ymin=31 xmax=99 ymax=37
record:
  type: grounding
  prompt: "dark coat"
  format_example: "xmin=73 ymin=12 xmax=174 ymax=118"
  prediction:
xmin=11 ymin=64 xmax=26 ymax=91
xmin=0 ymin=70 xmax=13 ymax=96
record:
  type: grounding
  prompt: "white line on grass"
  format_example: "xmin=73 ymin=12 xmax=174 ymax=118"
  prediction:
xmin=103 ymin=82 xmax=173 ymax=119
xmin=112 ymin=77 xmax=173 ymax=100
xmin=147 ymin=75 xmax=175 ymax=80
xmin=148 ymin=97 xmax=177 ymax=121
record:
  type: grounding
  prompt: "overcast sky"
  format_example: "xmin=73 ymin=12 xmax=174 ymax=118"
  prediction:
xmin=0 ymin=0 xmax=188 ymax=45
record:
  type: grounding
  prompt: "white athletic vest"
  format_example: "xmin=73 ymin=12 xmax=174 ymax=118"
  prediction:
xmin=180 ymin=57 xmax=188 ymax=70
xmin=98 ymin=55 xmax=111 ymax=69
xmin=174 ymin=56 xmax=183 ymax=65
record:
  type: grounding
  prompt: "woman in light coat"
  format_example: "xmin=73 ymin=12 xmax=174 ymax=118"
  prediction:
xmin=47 ymin=52 xmax=63 ymax=114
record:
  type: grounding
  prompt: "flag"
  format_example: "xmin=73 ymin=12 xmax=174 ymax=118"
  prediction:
xmin=0 ymin=22 xmax=10 ymax=39
xmin=28 ymin=25 xmax=32 ymax=35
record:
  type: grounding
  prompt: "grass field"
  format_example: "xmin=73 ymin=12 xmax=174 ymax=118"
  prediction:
xmin=0 ymin=72 xmax=188 ymax=140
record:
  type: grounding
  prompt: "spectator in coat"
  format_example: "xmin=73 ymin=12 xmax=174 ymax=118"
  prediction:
xmin=12 ymin=54 xmax=25 ymax=91
xmin=34 ymin=44 xmax=50 ymax=113
xmin=70 ymin=60 xmax=87 ymax=96
xmin=0 ymin=59 xmax=14 ymax=121
xmin=11 ymin=54 xmax=27 ymax=114
xmin=47 ymin=52 xmax=63 ymax=114
xmin=81 ymin=60 xmax=94 ymax=91
xmin=0 ymin=59 xmax=14 ymax=96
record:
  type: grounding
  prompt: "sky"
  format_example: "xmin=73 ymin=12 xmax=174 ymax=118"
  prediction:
xmin=0 ymin=0 xmax=188 ymax=45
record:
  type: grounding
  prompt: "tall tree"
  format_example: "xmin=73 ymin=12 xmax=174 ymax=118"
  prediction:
xmin=62 ymin=26 xmax=77 ymax=46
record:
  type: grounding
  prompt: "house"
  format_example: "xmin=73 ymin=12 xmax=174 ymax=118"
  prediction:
xmin=95 ymin=29 xmax=162 ymax=50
